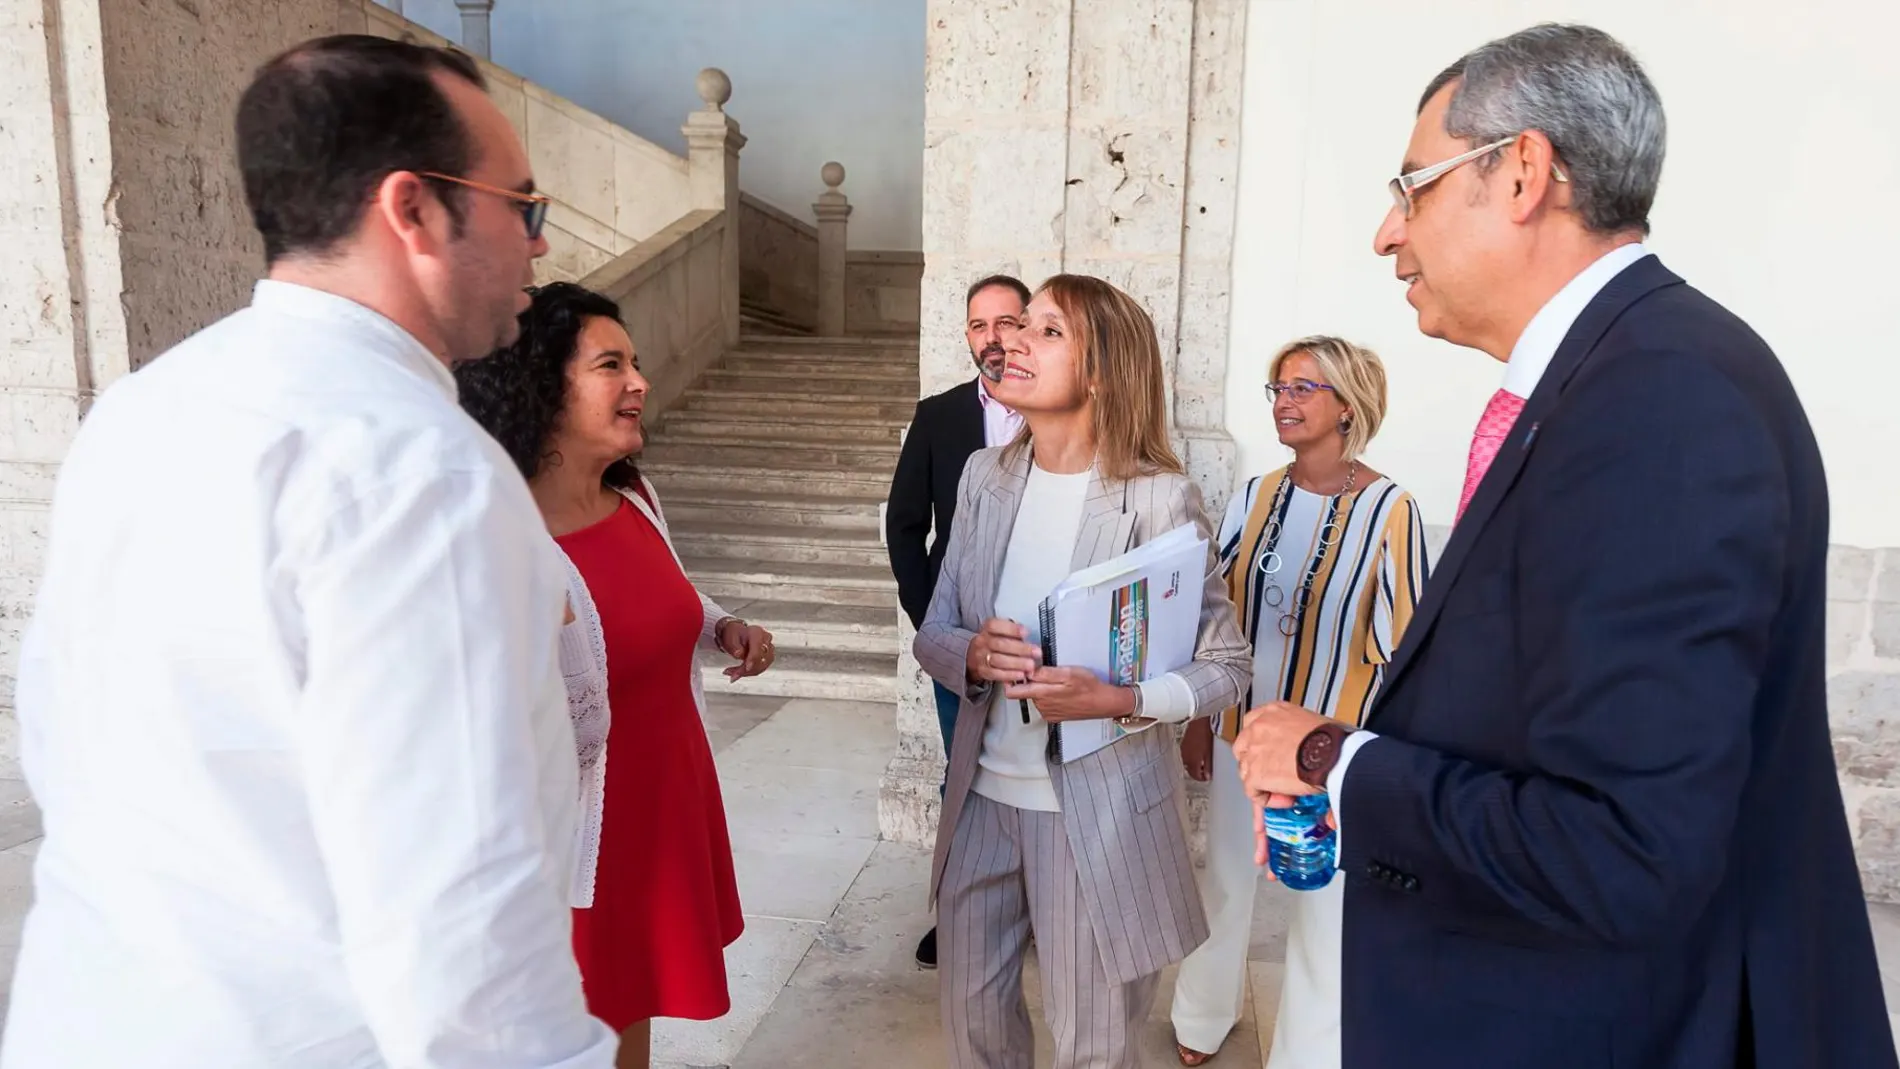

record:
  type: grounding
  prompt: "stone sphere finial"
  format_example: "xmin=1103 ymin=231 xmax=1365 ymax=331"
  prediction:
xmin=821 ymin=161 xmax=846 ymax=190
xmin=696 ymin=68 xmax=732 ymax=110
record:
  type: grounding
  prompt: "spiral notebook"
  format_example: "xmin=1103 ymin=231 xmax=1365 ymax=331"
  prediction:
xmin=1034 ymin=523 xmax=1207 ymax=764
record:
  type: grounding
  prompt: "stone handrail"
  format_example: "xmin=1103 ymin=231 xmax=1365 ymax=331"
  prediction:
xmin=737 ymin=194 xmax=819 ymax=332
xmin=359 ymin=2 xmax=693 ymax=283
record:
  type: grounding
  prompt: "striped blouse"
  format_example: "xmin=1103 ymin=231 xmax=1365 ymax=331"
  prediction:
xmin=1211 ymin=466 xmax=1430 ymax=739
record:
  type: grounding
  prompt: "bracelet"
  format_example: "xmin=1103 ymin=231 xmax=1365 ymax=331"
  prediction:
xmin=715 ymin=616 xmax=745 ymax=648
xmin=1114 ymin=684 xmax=1147 ymax=727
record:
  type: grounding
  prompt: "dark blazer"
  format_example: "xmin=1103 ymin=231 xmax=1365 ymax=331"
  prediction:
xmin=885 ymin=378 xmax=985 ymax=628
xmin=1339 ymin=255 xmax=1896 ymax=1069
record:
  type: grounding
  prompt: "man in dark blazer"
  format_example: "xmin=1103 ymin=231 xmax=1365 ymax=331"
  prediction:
xmin=885 ymin=273 xmax=1028 ymax=968
xmin=1233 ymin=23 xmax=1896 ymax=1069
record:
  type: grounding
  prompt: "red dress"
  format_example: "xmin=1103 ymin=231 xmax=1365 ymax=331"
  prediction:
xmin=557 ymin=494 xmax=744 ymax=1028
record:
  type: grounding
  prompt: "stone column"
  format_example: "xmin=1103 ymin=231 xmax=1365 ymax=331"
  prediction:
xmin=454 ymin=0 xmax=494 ymax=59
xmin=877 ymin=0 xmax=1251 ymax=847
xmin=813 ymin=162 xmax=852 ymax=336
xmin=681 ymin=68 xmax=746 ymax=347
xmin=1 ymin=0 xmax=353 ymax=762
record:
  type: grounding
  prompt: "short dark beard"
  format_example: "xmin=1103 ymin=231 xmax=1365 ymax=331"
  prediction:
xmin=974 ymin=344 xmax=1006 ymax=383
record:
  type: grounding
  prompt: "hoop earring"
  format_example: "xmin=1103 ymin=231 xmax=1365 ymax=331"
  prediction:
xmin=1337 ymin=418 xmax=1352 ymax=435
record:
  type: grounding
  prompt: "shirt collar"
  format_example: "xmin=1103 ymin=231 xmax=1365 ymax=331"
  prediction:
xmin=1500 ymin=241 xmax=1651 ymax=399
xmin=250 ymin=279 xmax=459 ymax=401
xmin=975 ymin=375 xmax=1015 ymax=414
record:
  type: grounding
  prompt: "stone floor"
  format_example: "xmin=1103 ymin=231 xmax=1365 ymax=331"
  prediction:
xmin=0 ymin=695 xmax=1898 ymax=1066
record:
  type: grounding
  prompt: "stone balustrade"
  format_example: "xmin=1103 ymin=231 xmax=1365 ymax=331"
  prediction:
xmin=362 ymin=2 xmax=697 ymax=285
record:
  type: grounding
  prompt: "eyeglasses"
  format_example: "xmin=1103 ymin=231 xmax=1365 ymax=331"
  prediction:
xmin=1265 ymin=379 xmax=1336 ymax=403
xmin=1387 ymin=135 xmax=1568 ymax=218
xmin=419 ymin=172 xmax=552 ymax=240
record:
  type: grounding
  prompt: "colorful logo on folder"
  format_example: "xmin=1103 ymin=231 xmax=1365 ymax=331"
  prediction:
xmin=1108 ymin=578 xmax=1149 ymax=686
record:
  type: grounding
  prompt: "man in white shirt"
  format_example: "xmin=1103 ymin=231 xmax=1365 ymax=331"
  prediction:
xmin=883 ymin=274 xmax=1027 ymax=969
xmin=1232 ymin=22 xmax=1893 ymax=1069
xmin=2 ymin=35 xmax=617 ymax=1069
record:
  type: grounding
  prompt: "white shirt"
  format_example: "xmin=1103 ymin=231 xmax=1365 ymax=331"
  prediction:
xmin=973 ymin=463 xmax=1092 ymax=811
xmin=976 ymin=377 xmax=1025 ymax=447
xmin=1331 ymin=243 xmax=1651 ymax=842
xmin=3 ymin=282 xmax=617 ymax=1069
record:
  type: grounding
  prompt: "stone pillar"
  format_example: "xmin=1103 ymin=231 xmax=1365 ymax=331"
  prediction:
xmin=813 ymin=162 xmax=852 ymax=336
xmin=682 ymin=67 xmax=746 ymax=347
xmin=1 ymin=0 xmax=348 ymax=761
xmin=877 ymin=0 xmax=1252 ymax=845
xmin=454 ymin=0 xmax=494 ymax=59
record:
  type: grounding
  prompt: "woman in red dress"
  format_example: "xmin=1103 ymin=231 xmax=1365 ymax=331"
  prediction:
xmin=456 ymin=283 xmax=772 ymax=1069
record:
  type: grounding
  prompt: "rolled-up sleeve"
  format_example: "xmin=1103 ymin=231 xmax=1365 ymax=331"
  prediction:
xmin=293 ymin=466 xmax=616 ymax=1068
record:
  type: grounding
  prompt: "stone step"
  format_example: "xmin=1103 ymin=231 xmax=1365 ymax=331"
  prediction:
xmin=642 ymin=440 xmax=898 ymax=473
xmin=660 ymin=487 xmax=883 ymax=531
xmin=737 ymin=334 xmax=918 ymax=354
xmin=722 ymin=355 xmax=919 ymax=378
xmin=656 ymin=416 xmax=904 ymax=445
xmin=725 ymin=598 xmax=898 ymax=654
xmin=725 ymin=353 xmax=919 ymax=374
xmin=683 ymin=556 xmax=896 ymax=608
xmin=700 ymin=647 xmax=897 ymax=702
xmin=697 ymin=374 xmax=919 ymax=403
xmin=642 ymin=461 xmax=892 ymax=498
xmin=738 ymin=299 xmax=813 ymax=336
xmin=670 ymin=522 xmax=889 ymax=569
xmin=737 ymin=314 xmax=809 ymax=338
xmin=676 ymin=390 xmax=919 ymax=422
xmin=704 ymin=367 xmax=919 ymax=391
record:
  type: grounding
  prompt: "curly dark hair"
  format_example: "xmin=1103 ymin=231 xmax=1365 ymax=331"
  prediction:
xmin=455 ymin=281 xmax=639 ymax=490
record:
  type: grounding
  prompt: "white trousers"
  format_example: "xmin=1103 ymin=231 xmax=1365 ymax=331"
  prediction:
xmin=1168 ymin=738 xmax=1343 ymax=1067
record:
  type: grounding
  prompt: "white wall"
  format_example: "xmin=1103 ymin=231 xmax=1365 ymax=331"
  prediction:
xmin=1226 ymin=0 xmax=1900 ymax=547
xmin=398 ymin=0 xmax=924 ymax=251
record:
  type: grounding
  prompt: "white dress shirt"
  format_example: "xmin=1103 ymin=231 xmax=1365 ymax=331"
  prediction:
xmin=1328 ymin=243 xmax=1651 ymax=847
xmin=3 ymin=281 xmax=617 ymax=1068
xmin=976 ymin=376 xmax=1025 ymax=447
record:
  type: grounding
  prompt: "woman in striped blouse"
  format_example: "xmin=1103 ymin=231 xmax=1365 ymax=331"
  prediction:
xmin=1169 ymin=336 xmax=1430 ymax=1068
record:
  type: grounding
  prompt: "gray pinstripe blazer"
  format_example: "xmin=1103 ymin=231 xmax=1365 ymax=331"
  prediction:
xmin=915 ymin=444 xmax=1252 ymax=986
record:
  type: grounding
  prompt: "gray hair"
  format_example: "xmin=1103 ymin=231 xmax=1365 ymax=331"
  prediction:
xmin=1421 ymin=24 xmax=1665 ymax=235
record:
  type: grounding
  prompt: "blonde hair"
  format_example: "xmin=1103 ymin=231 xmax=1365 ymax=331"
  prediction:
xmin=1004 ymin=274 xmax=1183 ymax=481
xmin=1268 ymin=335 xmax=1389 ymax=462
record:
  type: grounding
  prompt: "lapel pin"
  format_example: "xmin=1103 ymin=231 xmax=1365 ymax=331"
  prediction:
xmin=1521 ymin=422 xmax=1541 ymax=450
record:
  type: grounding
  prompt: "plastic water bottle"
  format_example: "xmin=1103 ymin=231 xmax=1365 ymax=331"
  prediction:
xmin=1262 ymin=794 xmax=1337 ymax=890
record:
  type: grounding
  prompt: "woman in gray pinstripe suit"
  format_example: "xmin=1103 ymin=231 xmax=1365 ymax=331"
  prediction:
xmin=914 ymin=274 xmax=1252 ymax=1069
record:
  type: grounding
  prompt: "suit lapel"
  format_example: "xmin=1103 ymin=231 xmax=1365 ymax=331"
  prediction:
xmin=1381 ymin=255 xmax=1684 ymax=696
xmin=1070 ymin=472 xmax=1135 ymax=573
xmin=969 ymin=446 xmax=1032 ymax=615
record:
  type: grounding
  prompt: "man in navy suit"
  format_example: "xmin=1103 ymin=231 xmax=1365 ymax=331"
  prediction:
xmin=1233 ymin=23 xmax=1896 ymax=1069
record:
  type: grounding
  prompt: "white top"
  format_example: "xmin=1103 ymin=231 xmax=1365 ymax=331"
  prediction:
xmin=3 ymin=281 xmax=616 ymax=1069
xmin=973 ymin=463 xmax=1092 ymax=812
xmin=1334 ymin=242 xmax=1652 ymax=855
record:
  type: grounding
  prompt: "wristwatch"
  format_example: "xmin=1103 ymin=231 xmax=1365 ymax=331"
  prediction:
xmin=1296 ymin=721 xmax=1354 ymax=789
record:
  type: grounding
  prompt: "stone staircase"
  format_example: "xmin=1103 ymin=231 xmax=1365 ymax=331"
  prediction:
xmin=644 ymin=334 xmax=918 ymax=702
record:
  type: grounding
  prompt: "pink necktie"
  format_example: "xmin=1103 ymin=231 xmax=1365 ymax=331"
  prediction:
xmin=1455 ymin=389 xmax=1526 ymax=524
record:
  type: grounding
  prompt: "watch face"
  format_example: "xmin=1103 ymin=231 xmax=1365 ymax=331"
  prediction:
xmin=1299 ymin=727 xmax=1338 ymax=772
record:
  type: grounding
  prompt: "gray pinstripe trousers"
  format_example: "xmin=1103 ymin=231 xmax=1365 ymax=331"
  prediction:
xmin=939 ymin=790 xmax=1160 ymax=1069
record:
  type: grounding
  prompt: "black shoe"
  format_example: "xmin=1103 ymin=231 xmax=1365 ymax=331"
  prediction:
xmin=915 ymin=926 xmax=938 ymax=969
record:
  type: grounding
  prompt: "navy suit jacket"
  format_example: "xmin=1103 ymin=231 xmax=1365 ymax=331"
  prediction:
xmin=1340 ymin=255 xmax=1896 ymax=1069
xmin=885 ymin=378 xmax=985 ymax=629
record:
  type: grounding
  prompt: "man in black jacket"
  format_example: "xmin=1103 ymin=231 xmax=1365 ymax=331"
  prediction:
xmin=884 ymin=273 xmax=1028 ymax=968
